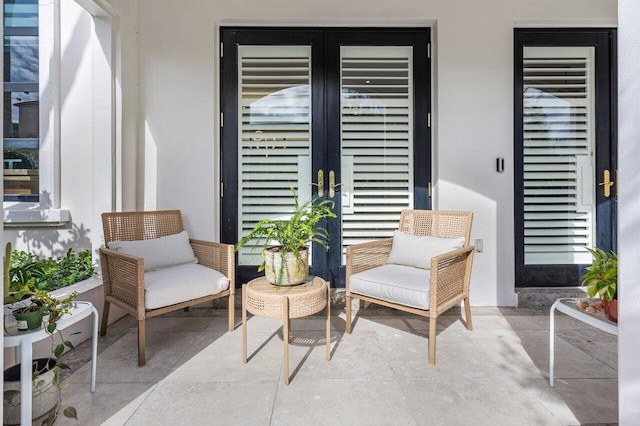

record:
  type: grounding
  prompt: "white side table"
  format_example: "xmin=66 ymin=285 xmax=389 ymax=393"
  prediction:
xmin=549 ymin=298 xmax=617 ymax=387
xmin=4 ymin=301 xmax=98 ymax=425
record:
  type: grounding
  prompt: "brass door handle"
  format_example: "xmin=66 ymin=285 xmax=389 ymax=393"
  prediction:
xmin=599 ymin=169 xmax=614 ymax=198
xmin=329 ymin=170 xmax=343 ymax=198
xmin=312 ymin=169 xmax=324 ymax=197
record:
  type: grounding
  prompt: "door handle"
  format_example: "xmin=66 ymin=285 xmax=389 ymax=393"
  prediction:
xmin=599 ymin=169 xmax=614 ymax=198
xmin=312 ymin=169 xmax=324 ymax=197
xmin=329 ymin=170 xmax=343 ymax=198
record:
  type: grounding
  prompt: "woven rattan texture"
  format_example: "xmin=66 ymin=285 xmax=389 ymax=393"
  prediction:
xmin=398 ymin=210 xmax=472 ymax=242
xmin=245 ymin=277 xmax=327 ymax=319
xmin=102 ymin=210 xmax=184 ymax=244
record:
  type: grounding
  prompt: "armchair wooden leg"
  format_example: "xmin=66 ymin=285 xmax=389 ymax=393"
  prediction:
xmin=138 ymin=319 xmax=146 ymax=367
xmin=100 ymin=301 xmax=110 ymax=336
xmin=428 ymin=317 xmax=437 ymax=365
xmin=346 ymin=294 xmax=352 ymax=334
xmin=228 ymin=293 xmax=235 ymax=332
xmin=464 ymin=297 xmax=473 ymax=331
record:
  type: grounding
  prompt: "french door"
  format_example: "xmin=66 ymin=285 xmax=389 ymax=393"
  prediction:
xmin=220 ymin=28 xmax=431 ymax=287
xmin=514 ymin=29 xmax=617 ymax=287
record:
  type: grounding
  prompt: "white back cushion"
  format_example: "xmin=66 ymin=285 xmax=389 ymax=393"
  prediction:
xmin=108 ymin=230 xmax=197 ymax=271
xmin=386 ymin=230 xmax=466 ymax=270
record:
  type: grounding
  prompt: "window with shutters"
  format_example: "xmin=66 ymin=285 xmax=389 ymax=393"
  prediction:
xmin=236 ymin=46 xmax=313 ymax=265
xmin=522 ymin=46 xmax=595 ymax=265
xmin=340 ymin=46 xmax=414 ymax=261
xmin=514 ymin=28 xmax=617 ymax=288
xmin=221 ymin=28 xmax=430 ymax=286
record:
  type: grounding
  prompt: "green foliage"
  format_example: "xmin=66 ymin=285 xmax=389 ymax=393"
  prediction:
xmin=4 ymin=249 xmax=81 ymax=422
xmin=9 ymin=248 xmax=94 ymax=292
xmin=581 ymin=247 xmax=617 ymax=301
xmin=235 ymin=188 xmax=336 ymax=274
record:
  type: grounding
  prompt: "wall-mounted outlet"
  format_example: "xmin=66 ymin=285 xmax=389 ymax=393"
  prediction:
xmin=474 ymin=239 xmax=483 ymax=253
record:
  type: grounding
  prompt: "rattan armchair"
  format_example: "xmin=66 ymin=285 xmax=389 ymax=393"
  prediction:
xmin=345 ymin=209 xmax=474 ymax=364
xmin=99 ymin=210 xmax=235 ymax=366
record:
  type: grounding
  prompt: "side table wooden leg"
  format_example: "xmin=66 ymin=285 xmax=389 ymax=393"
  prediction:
xmin=242 ymin=285 xmax=247 ymax=363
xmin=283 ymin=297 xmax=290 ymax=385
xmin=326 ymin=283 xmax=331 ymax=360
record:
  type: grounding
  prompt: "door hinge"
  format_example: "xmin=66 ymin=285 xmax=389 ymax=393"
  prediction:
xmin=427 ymin=113 xmax=431 ymax=128
xmin=428 ymin=181 xmax=432 ymax=197
xmin=220 ymin=182 xmax=224 ymax=198
xmin=220 ymin=42 xmax=223 ymax=58
xmin=220 ymin=112 xmax=224 ymax=128
xmin=427 ymin=43 xmax=431 ymax=59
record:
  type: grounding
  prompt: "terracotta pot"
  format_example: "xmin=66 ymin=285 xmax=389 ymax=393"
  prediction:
xmin=602 ymin=298 xmax=618 ymax=323
xmin=264 ymin=246 xmax=309 ymax=286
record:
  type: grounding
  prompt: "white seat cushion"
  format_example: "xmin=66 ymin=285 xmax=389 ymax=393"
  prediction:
xmin=143 ymin=263 xmax=229 ymax=310
xmin=349 ymin=264 xmax=431 ymax=310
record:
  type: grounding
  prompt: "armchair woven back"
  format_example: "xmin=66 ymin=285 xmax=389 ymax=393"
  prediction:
xmin=102 ymin=210 xmax=184 ymax=244
xmin=397 ymin=210 xmax=473 ymax=245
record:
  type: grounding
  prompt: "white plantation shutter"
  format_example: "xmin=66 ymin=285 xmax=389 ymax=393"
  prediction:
xmin=340 ymin=46 xmax=414 ymax=260
xmin=522 ymin=46 xmax=595 ymax=265
xmin=237 ymin=46 xmax=312 ymax=265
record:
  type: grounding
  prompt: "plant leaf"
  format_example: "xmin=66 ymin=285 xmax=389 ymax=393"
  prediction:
xmin=63 ymin=406 xmax=78 ymax=420
xmin=47 ymin=322 xmax=57 ymax=334
xmin=64 ymin=340 xmax=75 ymax=350
xmin=54 ymin=343 xmax=65 ymax=358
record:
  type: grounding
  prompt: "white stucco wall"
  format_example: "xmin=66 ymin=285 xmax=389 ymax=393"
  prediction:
xmin=618 ymin=0 xmax=640 ymax=422
xmin=2 ymin=0 xmax=617 ymax=307
xmin=120 ymin=0 xmax=616 ymax=306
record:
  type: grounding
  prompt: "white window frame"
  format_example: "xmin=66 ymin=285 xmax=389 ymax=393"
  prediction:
xmin=3 ymin=0 xmax=119 ymax=228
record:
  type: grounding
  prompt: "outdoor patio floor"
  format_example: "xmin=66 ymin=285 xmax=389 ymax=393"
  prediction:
xmin=56 ymin=303 xmax=618 ymax=425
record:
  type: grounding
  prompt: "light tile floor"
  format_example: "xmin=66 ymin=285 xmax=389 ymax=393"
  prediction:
xmin=56 ymin=304 xmax=618 ymax=425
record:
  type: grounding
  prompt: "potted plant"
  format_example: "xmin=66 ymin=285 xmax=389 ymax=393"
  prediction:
xmin=581 ymin=247 xmax=617 ymax=323
xmin=4 ymin=243 xmax=80 ymax=422
xmin=235 ymin=188 xmax=336 ymax=286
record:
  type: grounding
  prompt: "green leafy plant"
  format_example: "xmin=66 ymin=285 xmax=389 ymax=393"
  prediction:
xmin=235 ymin=188 xmax=336 ymax=280
xmin=6 ymin=282 xmax=80 ymax=422
xmin=581 ymin=247 xmax=617 ymax=301
xmin=9 ymin=248 xmax=94 ymax=292
xmin=4 ymin=245 xmax=84 ymax=422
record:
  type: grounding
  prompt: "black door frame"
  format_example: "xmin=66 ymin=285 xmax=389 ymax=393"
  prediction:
xmin=514 ymin=28 xmax=617 ymax=288
xmin=221 ymin=27 xmax=431 ymax=288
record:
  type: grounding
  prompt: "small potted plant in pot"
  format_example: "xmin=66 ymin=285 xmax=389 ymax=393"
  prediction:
xmin=581 ymin=247 xmax=617 ymax=323
xmin=235 ymin=188 xmax=336 ymax=286
xmin=3 ymin=243 xmax=80 ymax=422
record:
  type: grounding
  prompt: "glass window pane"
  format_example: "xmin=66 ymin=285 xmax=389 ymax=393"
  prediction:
xmin=522 ymin=46 xmax=596 ymax=265
xmin=236 ymin=45 xmax=312 ymax=266
xmin=340 ymin=46 xmax=414 ymax=262
xmin=4 ymin=35 xmax=39 ymax=83
xmin=3 ymin=91 xmax=38 ymax=138
xmin=3 ymin=0 xmax=38 ymax=28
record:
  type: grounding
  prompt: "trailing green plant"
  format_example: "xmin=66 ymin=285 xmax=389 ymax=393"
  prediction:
xmin=235 ymin=188 xmax=336 ymax=278
xmin=5 ymin=281 xmax=80 ymax=422
xmin=9 ymin=248 xmax=94 ymax=292
xmin=4 ymin=245 xmax=82 ymax=422
xmin=581 ymin=247 xmax=617 ymax=302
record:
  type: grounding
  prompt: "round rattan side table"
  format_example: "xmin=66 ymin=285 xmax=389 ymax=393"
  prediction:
xmin=242 ymin=275 xmax=331 ymax=385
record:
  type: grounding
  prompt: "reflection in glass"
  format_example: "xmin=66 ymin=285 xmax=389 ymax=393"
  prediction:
xmin=237 ymin=46 xmax=312 ymax=265
xmin=3 ymin=0 xmax=38 ymax=27
xmin=4 ymin=35 xmax=39 ymax=83
xmin=522 ymin=46 xmax=595 ymax=265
